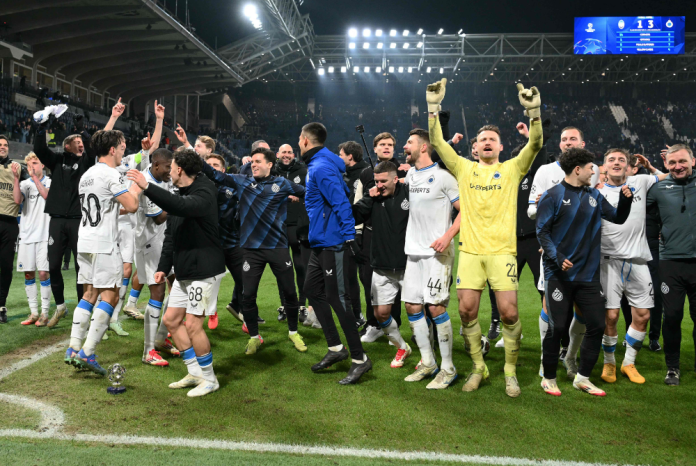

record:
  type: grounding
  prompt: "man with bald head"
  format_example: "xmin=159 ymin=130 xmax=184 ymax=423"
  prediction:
xmin=275 ymin=143 xmax=310 ymax=322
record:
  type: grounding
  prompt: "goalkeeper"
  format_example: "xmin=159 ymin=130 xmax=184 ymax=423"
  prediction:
xmin=426 ymin=79 xmax=543 ymax=397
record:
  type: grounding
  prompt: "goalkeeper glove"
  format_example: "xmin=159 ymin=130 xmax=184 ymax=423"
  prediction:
xmin=516 ymin=83 xmax=541 ymax=119
xmin=426 ymin=78 xmax=447 ymax=113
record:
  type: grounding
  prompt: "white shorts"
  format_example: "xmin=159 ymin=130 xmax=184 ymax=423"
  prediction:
xmin=134 ymin=241 xmax=163 ymax=286
xmin=601 ymin=258 xmax=654 ymax=310
xmin=168 ymin=272 xmax=225 ymax=316
xmin=371 ymin=269 xmax=404 ymax=306
xmin=77 ymin=248 xmax=123 ymax=289
xmin=402 ymin=254 xmax=453 ymax=306
xmin=17 ymin=241 xmax=49 ymax=272
xmin=118 ymin=220 xmax=134 ymax=264
xmin=537 ymin=256 xmax=545 ymax=291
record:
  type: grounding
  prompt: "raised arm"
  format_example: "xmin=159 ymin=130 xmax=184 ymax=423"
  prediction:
xmin=104 ymin=98 xmax=125 ymax=132
xmin=32 ymin=172 xmax=49 ymax=200
xmin=33 ymin=120 xmax=58 ymax=171
xmin=129 ymin=169 xmax=211 ymax=218
xmin=512 ymin=84 xmax=543 ymax=175
xmin=200 ymin=161 xmax=240 ymax=189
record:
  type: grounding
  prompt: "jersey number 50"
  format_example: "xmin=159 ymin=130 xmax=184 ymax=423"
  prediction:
xmin=79 ymin=193 xmax=102 ymax=227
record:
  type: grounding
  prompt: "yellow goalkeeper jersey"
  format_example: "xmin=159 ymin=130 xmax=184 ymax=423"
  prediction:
xmin=429 ymin=116 xmax=542 ymax=255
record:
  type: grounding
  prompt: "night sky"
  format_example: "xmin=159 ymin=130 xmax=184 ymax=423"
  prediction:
xmin=183 ymin=0 xmax=696 ymax=49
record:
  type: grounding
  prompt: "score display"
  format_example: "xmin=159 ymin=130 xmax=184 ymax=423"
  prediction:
xmin=574 ymin=16 xmax=685 ymax=55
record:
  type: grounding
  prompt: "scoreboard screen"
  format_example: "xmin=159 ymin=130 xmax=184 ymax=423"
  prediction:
xmin=574 ymin=16 xmax=685 ymax=55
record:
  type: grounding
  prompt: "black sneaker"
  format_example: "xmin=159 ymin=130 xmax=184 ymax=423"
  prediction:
xmin=487 ymin=319 xmax=501 ymax=340
xmin=559 ymin=347 xmax=568 ymax=362
xmin=311 ymin=348 xmax=350 ymax=372
xmin=277 ymin=306 xmax=287 ymax=322
xmin=298 ymin=306 xmax=308 ymax=323
xmin=339 ymin=356 xmax=373 ymax=385
xmin=0 ymin=307 xmax=6 ymax=324
xmin=62 ymin=262 xmax=69 ymax=271
xmin=665 ymin=367 xmax=680 ymax=386
xmin=648 ymin=339 xmax=662 ymax=352
xmin=257 ymin=316 xmax=266 ymax=324
xmin=355 ymin=314 xmax=367 ymax=330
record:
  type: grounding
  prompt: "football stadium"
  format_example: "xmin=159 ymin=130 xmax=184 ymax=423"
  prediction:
xmin=0 ymin=1 xmax=695 ymax=465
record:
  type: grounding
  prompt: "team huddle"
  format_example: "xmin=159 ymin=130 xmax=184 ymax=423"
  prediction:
xmin=4 ymin=79 xmax=695 ymax=398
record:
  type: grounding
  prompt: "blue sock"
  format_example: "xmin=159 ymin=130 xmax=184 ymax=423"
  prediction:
xmin=122 ymin=278 xmax=130 ymax=287
xmin=130 ymin=289 xmax=141 ymax=299
xmin=96 ymin=301 xmax=114 ymax=317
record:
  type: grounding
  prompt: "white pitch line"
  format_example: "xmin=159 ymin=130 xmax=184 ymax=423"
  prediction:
xmin=0 ymin=340 xmax=644 ymax=466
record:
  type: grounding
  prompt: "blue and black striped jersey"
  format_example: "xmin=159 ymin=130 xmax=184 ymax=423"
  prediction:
xmin=201 ymin=163 xmax=305 ymax=249
xmin=536 ymin=180 xmax=631 ymax=282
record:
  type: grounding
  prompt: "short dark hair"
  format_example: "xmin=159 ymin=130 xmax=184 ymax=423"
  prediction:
xmin=559 ymin=147 xmax=595 ymax=175
xmin=338 ymin=141 xmax=363 ymax=163
xmin=173 ymin=148 xmax=203 ymax=176
xmin=251 ymin=140 xmax=268 ymax=151
xmin=373 ymin=132 xmax=396 ymax=148
xmin=561 ymin=126 xmax=584 ymax=141
xmin=251 ymin=147 xmax=276 ymax=165
xmin=63 ymin=133 xmax=82 ymax=149
xmin=409 ymin=128 xmax=432 ymax=153
xmin=91 ymin=130 xmax=124 ymax=156
xmin=469 ymin=137 xmax=477 ymax=147
xmin=0 ymin=135 xmax=8 ymax=145
xmin=477 ymin=125 xmax=501 ymax=140
xmin=302 ymin=122 xmax=327 ymax=145
xmin=373 ymin=160 xmax=398 ymax=175
xmin=205 ymin=153 xmax=226 ymax=170
xmin=151 ymin=148 xmax=173 ymax=164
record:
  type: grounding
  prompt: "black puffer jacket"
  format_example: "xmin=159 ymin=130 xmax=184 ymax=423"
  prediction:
xmin=275 ymin=158 xmax=308 ymax=227
xmin=344 ymin=159 xmax=369 ymax=204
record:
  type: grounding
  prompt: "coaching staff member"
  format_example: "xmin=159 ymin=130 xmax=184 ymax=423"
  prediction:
xmin=646 ymin=144 xmax=696 ymax=386
xmin=300 ymin=122 xmax=371 ymax=385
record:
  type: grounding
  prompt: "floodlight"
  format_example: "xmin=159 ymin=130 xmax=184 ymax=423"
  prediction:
xmin=348 ymin=28 xmax=358 ymax=38
xmin=318 ymin=68 xmax=325 ymax=75
xmin=363 ymin=28 xmax=371 ymax=37
xmin=390 ymin=29 xmax=397 ymax=36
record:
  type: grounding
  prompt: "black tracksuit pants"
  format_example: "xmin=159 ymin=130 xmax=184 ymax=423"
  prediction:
xmin=0 ymin=218 xmax=18 ymax=307
xmin=543 ymin=279 xmax=606 ymax=379
xmin=359 ymin=228 xmax=402 ymax=328
xmin=304 ymin=247 xmax=365 ymax=360
xmin=47 ymin=217 xmax=82 ymax=305
xmin=224 ymin=247 xmax=244 ymax=315
xmin=277 ymin=226 xmax=309 ymax=307
xmin=659 ymin=259 xmax=696 ymax=369
xmin=242 ymin=248 xmax=299 ymax=337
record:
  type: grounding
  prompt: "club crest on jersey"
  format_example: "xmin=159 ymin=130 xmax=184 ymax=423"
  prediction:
xmin=18 ymin=263 xmax=23 ymax=270
xmin=427 ymin=175 xmax=435 ymax=184
xmin=401 ymin=199 xmax=410 ymax=210
xmin=294 ymin=176 xmax=301 ymax=184
xmin=456 ymin=276 xmax=461 ymax=285
xmin=354 ymin=179 xmax=359 ymax=189
xmin=250 ymin=183 xmax=258 ymax=189
xmin=243 ymin=261 xmax=250 ymax=272
xmin=272 ymin=184 xmax=280 ymax=193
xmin=225 ymin=189 xmax=233 ymax=198
xmin=48 ymin=236 xmax=54 ymax=246
xmin=661 ymin=283 xmax=669 ymax=294
xmin=286 ymin=261 xmax=292 ymax=267
xmin=552 ymin=289 xmax=563 ymax=302
xmin=493 ymin=171 xmax=501 ymax=179
xmin=588 ymin=197 xmax=597 ymax=208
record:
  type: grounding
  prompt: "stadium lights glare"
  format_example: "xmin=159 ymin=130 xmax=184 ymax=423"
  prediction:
xmin=364 ymin=66 xmax=370 ymax=72
xmin=363 ymin=43 xmax=370 ymax=49
xmin=390 ymin=43 xmax=397 ymax=48
xmin=417 ymin=28 xmax=423 ymax=35
xmin=349 ymin=42 xmax=356 ymax=49
xmin=318 ymin=68 xmax=325 ymax=75
xmin=440 ymin=67 xmax=444 ymax=74
xmin=389 ymin=66 xmax=395 ymax=72
xmin=341 ymin=66 xmax=347 ymax=73
xmin=377 ymin=42 xmax=383 ymax=49
xmin=426 ymin=67 xmax=432 ymax=72
xmin=376 ymin=29 xmax=383 ymax=37
xmin=328 ymin=66 xmax=334 ymax=73
xmin=363 ymin=28 xmax=371 ymax=37
xmin=398 ymin=67 xmax=404 ymax=73
xmin=437 ymin=28 xmax=444 ymax=35
xmin=403 ymin=29 xmax=409 ymax=36
xmin=390 ymin=29 xmax=397 ymax=36
xmin=408 ymin=67 xmax=413 ymax=73
xmin=353 ymin=66 xmax=359 ymax=73
xmin=417 ymin=42 xmax=423 ymax=48
xmin=376 ymin=66 xmax=382 ymax=73
xmin=243 ymin=4 xmax=263 ymax=30
xmin=348 ymin=28 xmax=358 ymax=37
xmin=403 ymin=43 xmax=409 ymax=49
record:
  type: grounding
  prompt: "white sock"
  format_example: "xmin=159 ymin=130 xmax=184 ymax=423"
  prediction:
xmin=539 ymin=308 xmax=549 ymax=348
xmin=196 ymin=352 xmax=216 ymax=383
xmin=182 ymin=347 xmax=203 ymax=377
xmin=155 ymin=308 xmax=170 ymax=348
xmin=408 ymin=311 xmax=436 ymax=368
xmin=110 ymin=298 xmax=124 ymax=324
xmin=329 ymin=344 xmax=343 ymax=352
xmin=110 ymin=280 xmax=129 ymax=323
xmin=40 ymin=279 xmax=51 ymax=317
xmin=82 ymin=302 xmax=114 ymax=356
xmin=126 ymin=288 xmax=141 ymax=308
xmin=567 ymin=313 xmax=586 ymax=362
xmin=434 ymin=313 xmax=455 ymax=373
xmin=69 ymin=300 xmax=94 ymax=350
xmin=602 ymin=334 xmax=618 ymax=365
xmin=144 ymin=299 xmax=162 ymax=354
xmin=24 ymin=279 xmax=38 ymax=316
xmin=574 ymin=373 xmax=589 ymax=384
xmin=352 ymin=354 xmax=368 ymax=364
xmin=379 ymin=316 xmax=407 ymax=350
xmin=623 ymin=326 xmax=645 ymax=366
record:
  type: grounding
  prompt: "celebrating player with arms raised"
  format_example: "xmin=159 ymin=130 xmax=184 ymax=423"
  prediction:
xmin=427 ymin=78 xmax=543 ymax=397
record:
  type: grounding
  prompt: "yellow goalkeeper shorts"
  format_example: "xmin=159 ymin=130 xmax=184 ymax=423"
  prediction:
xmin=456 ymin=252 xmax=518 ymax=291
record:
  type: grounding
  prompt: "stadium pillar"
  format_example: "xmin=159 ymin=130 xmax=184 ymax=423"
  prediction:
xmin=185 ymin=95 xmax=189 ymax=130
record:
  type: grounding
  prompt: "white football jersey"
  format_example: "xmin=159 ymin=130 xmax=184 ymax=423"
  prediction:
xmin=599 ymin=174 xmax=658 ymax=261
xmin=116 ymin=151 xmax=148 ymax=227
xmin=528 ymin=161 xmax=599 ymax=219
xmin=77 ymin=163 xmax=128 ymax=254
xmin=133 ymin=168 xmax=171 ymax=250
xmin=19 ymin=176 xmax=51 ymax=244
xmin=404 ymin=163 xmax=459 ymax=257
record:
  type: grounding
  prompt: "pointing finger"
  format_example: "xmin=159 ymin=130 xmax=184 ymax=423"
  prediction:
xmin=530 ymin=86 xmax=539 ymax=95
xmin=516 ymin=83 xmax=524 ymax=92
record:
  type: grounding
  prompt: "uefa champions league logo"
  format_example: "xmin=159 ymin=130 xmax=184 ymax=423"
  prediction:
xmin=666 ymin=19 xmax=673 ymax=28
xmin=618 ymin=20 xmax=625 ymax=29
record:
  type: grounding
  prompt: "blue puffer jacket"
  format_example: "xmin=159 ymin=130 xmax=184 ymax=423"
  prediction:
xmin=302 ymin=146 xmax=356 ymax=247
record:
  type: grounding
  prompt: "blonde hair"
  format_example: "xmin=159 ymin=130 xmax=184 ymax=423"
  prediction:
xmin=24 ymin=152 xmax=40 ymax=164
xmin=196 ymin=136 xmax=216 ymax=153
